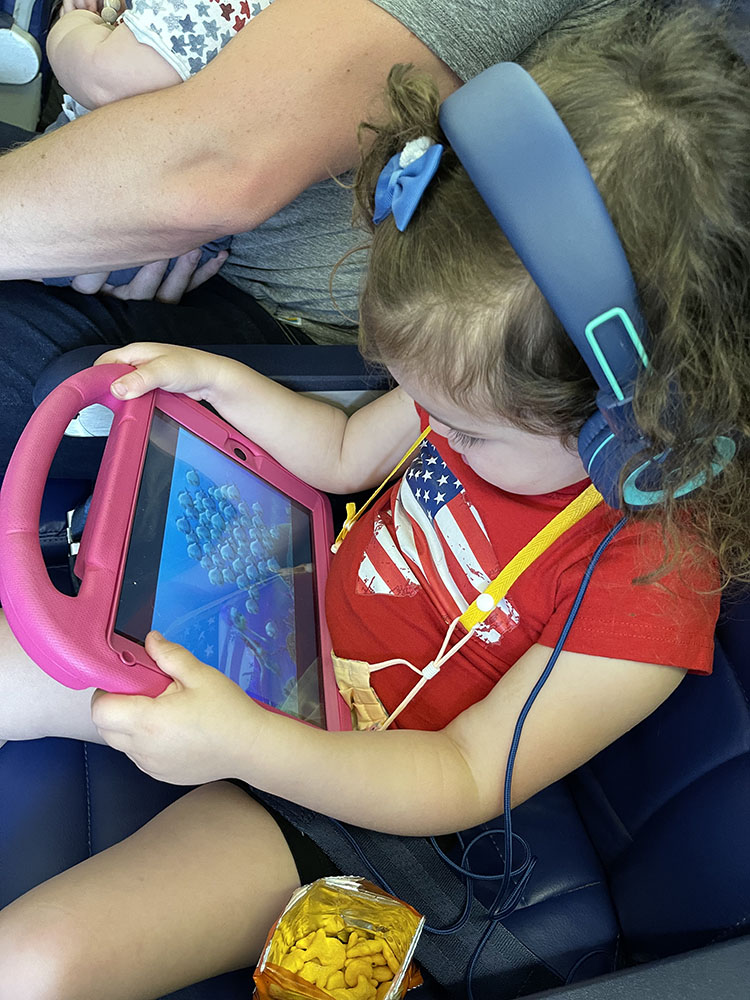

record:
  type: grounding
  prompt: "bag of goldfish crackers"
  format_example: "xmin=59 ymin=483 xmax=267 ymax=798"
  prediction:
xmin=254 ymin=877 xmax=424 ymax=1000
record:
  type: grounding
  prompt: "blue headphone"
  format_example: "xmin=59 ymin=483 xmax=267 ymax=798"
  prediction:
xmin=437 ymin=63 xmax=735 ymax=509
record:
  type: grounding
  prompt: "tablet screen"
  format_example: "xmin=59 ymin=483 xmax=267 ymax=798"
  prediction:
xmin=114 ymin=409 xmax=326 ymax=728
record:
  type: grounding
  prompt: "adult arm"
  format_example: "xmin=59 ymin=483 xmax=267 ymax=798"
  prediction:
xmin=0 ymin=0 xmax=460 ymax=278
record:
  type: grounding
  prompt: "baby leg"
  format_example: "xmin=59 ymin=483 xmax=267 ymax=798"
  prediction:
xmin=0 ymin=609 xmax=102 ymax=743
xmin=0 ymin=780 xmax=301 ymax=1000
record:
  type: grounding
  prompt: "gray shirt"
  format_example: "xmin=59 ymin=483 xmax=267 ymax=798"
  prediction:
xmin=220 ymin=0 xmax=623 ymax=343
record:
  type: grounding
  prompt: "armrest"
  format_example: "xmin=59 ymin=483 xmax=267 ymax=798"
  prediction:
xmin=33 ymin=344 xmax=390 ymax=407
xmin=0 ymin=11 xmax=41 ymax=85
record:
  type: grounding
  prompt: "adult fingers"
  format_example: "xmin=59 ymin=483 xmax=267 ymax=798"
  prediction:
xmin=152 ymin=250 xmax=204 ymax=304
xmin=70 ymin=270 xmax=111 ymax=294
xmin=102 ymin=259 xmax=171 ymax=301
xmin=185 ymin=250 xmax=229 ymax=294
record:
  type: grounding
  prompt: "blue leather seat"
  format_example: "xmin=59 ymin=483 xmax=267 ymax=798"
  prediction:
xmin=3 ymin=629 xmax=748 ymax=998
xmin=1 ymin=343 xmax=749 ymax=997
xmin=571 ymin=615 xmax=750 ymax=967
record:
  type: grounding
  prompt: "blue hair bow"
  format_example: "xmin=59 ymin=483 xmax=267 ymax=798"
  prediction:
xmin=373 ymin=137 xmax=444 ymax=231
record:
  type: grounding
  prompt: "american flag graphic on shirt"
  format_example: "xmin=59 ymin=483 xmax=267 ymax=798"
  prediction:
xmin=356 ymin=439 xmax=519 ymax=644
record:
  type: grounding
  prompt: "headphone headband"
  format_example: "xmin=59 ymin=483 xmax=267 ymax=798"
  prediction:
xmin=434 ymin=62 xmax=735 ymax=508
xmin=438 ymin=62 xmax=648 ymax=403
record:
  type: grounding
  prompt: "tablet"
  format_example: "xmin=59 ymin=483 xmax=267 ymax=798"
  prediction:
xmin=0 ymin=363 xmax=351 ymax=731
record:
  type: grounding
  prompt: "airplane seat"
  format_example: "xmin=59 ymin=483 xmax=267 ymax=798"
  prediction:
xmin=0 ymin=344 xmax=619 ymax=999
xmin=2 ymin=344 xmax=749 ymax=998
xmin=0 ymin=0 xmax=53 ymax=130
xmin=570 ymin=609 xmax=750 ymax=964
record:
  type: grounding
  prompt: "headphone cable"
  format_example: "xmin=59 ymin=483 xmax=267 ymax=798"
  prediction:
xmin=328 ymin=516 xmax=627 ymax=998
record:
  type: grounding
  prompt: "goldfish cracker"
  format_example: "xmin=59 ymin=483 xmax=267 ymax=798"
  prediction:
xmin=330 ymin=974 xmax=377 ymax=1000
xmin=353 ymin=975 xmax=377 ymax=1000
xmin=300 ymin=961 xmax=340 ymax=990
xmin=380 ymin=941 xmax=401 ymax=976
xmin=344 ymin=958 xmax=376 ymax=988
xmin=299 ymin=962 xmax=325 ymax=988
xmin=372 ymin=967 xmax=394 ymax=984
xmin=295 ymin=930 xmax=317 ymax=950
xmin=279 ymin=950 xmax=306 ymax=974
xmin=346 ymin=938 xmax=384 ymax=959
xmin=375 ymin=983 xmax=391 ymax=1000
xmin=308 ymin=914 xmax=346 ymax=935
xmin=327 ymin=971 xmax=346 ymax=991
xmin=302 ymin=927 xmax=346 ymax=970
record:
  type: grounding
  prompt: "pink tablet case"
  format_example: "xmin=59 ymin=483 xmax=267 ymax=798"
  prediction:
xmin=0 ymin=364 xmax=350 ymax=730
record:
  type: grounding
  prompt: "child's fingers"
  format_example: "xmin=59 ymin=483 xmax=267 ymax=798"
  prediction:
xmin=108 ymin=358 xmax=173 ymax=399
xmin=95 ymin=343 xmax=210 ymax=399
xmin=145 ymin=631 xmax=206 ymax=688
xmin=90 ymin=689 xmax=149 ymax=735
xmin=94 ymin=342 xmax=164 ymax=368
xmin=96 ymin=342 xmax=192 ymax=397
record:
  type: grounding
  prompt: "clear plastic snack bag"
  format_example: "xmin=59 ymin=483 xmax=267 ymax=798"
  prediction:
xmin=254 ymin=876 xmax=424 ymax=1000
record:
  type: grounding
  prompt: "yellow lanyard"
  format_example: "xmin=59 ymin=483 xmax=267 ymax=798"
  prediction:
xmin=459 ymin=481 xmax=604 ymax=630
xmin=331 ymin=427 xmax=431 ymax=553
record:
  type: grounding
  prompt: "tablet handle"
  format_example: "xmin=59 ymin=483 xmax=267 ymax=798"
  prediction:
xmin=0 ymin=364 xmax=171 ymax=695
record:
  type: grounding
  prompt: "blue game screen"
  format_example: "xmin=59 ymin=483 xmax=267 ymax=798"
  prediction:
xmin=114 ymin=409 xmax=325 ymax=727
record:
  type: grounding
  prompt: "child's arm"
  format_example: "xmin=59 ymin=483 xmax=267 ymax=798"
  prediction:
xmin=95 ymin=343 xmax=421 ymax=493
xmin=46 ymin=10 xmax=180 ymax=110
xmin=92 ymin=633 xmax=686 ymax=836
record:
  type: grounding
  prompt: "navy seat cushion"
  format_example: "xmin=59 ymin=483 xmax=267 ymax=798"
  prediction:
xmin=0 ymin=734 xmax=618 ymax=997
xmin=0 ymin=738 xmax=254 ymax=1000
xmin=570 ymin=624 xmax=750 ymax=963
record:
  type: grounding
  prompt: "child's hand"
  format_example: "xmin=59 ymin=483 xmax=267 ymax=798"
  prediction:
xmin=95 ymin=342 xmax=228 ymax=402
xmin=62 ymin=0 xmax=102 ymax=14
xmin=90 ymin=632 xmax=267 ymax=785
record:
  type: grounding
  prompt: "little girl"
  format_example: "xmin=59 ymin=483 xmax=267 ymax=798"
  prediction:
xmin=1 ymin=3 xmax=749 ymax=998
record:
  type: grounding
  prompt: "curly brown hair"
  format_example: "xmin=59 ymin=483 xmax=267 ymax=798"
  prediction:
xmin=352 ymin=1 xmax=750 ymax=588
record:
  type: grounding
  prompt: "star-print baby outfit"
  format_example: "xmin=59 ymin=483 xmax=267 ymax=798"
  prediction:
xmin=121 ymin=0 xmax=273 ymax=80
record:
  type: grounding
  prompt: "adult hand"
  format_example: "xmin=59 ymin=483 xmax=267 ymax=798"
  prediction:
xmin=95 ymin=342 xmax=231 ymax=400
xmin=70 ymin=249 xmax=228 ymax=303
xmin=90 ymin=632 xmax=266 ymax=785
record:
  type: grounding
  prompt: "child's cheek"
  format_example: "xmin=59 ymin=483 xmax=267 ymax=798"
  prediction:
xmin=461 ymin=453 xmax=493 ymax=483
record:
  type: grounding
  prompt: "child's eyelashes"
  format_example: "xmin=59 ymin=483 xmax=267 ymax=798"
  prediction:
xmin=448 ymin=429 xmax=483 ymax=450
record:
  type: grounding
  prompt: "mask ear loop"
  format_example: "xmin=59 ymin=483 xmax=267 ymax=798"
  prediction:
xmin=367 ymin=483 xmax=606 ymax=731
xmin=368 ymin=614 xmax=478 ymax=731
xmin=331 ymin=427 xmax=432 ymax=554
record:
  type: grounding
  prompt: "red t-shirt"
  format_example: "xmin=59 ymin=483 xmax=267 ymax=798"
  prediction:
xmin=325 ymin=410 xmax=719 ymax=731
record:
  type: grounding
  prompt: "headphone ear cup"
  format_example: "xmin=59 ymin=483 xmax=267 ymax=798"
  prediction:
xmin=577 ymin=413 xmax=629 ymax=509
